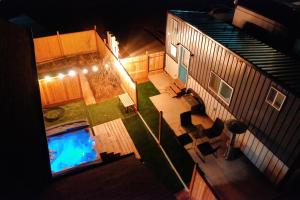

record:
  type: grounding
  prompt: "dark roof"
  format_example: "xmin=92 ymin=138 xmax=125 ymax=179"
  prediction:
xmin=39 ymin=155 xmax=175 ymax=200
xmin=169 ymin=10 xmax=300 ymax=97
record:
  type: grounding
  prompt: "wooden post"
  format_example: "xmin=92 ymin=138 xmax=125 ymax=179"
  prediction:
xmin=134 ymin=81 xmax=139 ymax=111
xmin=158 ymin=111 xmax=163 ymax=144
xmin=94 ymin=25 xmax=99 ymax=53
xmin=189 ymin=163 xmax=197 ymax=192
xmin=146 ymin=51 xmax=150 ymax=73
xmin=57 ymin=31 xmax=64 ymax=57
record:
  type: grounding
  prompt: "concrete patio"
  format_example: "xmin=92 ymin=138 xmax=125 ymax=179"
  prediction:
xmin=148 ymin=72 xmax=278 ymax=200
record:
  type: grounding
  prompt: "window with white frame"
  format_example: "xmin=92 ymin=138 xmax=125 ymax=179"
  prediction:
xmin=266 ymin=87 xmax=286 ymax=111
xmin=170 ymin=44 xmax=177 ymax=58
xmin=172 ymin=19 xmax=178 ymax=34
xmin=209 ymin=72 xmax=233 ymax=105
xmin=182 ymin=47 xmax=190 ymax=67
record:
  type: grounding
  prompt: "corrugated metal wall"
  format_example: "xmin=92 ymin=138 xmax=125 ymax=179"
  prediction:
xmin=167 ymin=13 xmax=300 ymax=184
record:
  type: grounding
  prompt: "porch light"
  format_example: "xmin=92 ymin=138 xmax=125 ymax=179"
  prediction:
xmin=92 ymin=65 xmax=98 ymax=72
xmin=82 ymin=68 xmax=88 ymax=74
xmin=58 ymin=73 xmax=65 ymax=79
xmin=68 ymin=70 xmax=76 ymax=77
xmin=105 ymin=64 xmax=109 ymax=70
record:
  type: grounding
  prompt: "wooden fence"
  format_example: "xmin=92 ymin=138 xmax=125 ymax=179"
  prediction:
xmin=35 ymin=29 xmax=138 ymax=109
xmin=34 ymin=30 xmax=97 ymax=63
xmin=95 ymin=31 xmax=138 ymax=107
xmin=39 ymin=75 xmax=82 ymax=107
xmin=120 ymin=51 xmax=164 ymax=81
xmin=189 ymin=165 xmax=219 ymax=200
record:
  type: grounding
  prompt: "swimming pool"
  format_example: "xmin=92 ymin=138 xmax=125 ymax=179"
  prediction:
xmin=47 ymin=128 xmax=98 ymax=173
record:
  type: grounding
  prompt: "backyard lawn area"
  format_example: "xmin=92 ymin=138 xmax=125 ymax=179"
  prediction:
xmin=86 ymin=97 xmax=135 ymax=126
xmin=137 ymin=82 xmax=194 ymax=185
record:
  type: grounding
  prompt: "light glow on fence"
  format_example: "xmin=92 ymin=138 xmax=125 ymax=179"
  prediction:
xmin=68 ymin=70 xmax=77 ymax=77
xmin=58 ymin=73 xmax=65 ymax=79
xmin=44 ymin=75 xmax=52 ymax=81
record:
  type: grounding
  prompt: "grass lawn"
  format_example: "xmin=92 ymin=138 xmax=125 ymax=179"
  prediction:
xmin=86 ymin=97 xmax=135 ymax=126
xmin=137 ymin=82 xmax=194 ymax=185
xmin=43 ymin=100 xmax=87 ymax=128
xmin=123 ymin=115 xmax=183 ymax=193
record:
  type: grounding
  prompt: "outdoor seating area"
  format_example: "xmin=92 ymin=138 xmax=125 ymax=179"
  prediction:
xmin=149 ymin=72 xmax=278 ymax=199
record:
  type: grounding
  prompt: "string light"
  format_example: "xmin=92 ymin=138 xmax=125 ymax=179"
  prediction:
xmin=92 ymin=65 xmax=98 ymax=72
xmin=105 ymin=64 xmax=109 ymax=70
xmin=58 ymin=73 xmax=65 ymax=79
xmin=82 ymin=68 xmax=88 ymax=74
xmin=68 ymin=70 xmax=76 ymax=77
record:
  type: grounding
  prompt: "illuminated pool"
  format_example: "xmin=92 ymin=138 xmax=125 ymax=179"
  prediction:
xmin=47 ymin=128 xmax=98 ymax=173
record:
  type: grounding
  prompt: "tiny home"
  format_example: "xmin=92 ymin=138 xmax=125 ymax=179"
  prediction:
xmin=165 ymin=10 xmax=300 ymax=185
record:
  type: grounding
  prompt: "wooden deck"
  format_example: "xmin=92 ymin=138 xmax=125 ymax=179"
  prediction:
xmin=93 ymin=118 xmax=140 ymax=159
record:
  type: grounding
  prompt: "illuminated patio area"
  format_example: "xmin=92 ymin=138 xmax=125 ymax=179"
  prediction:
xmin=148 ymin=72 xmax=278 ymax=200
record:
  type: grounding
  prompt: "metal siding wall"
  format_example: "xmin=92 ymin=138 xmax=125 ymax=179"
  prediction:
xmin=168 ymin=12 xmax=300 ymax=184
xmin=187 ymin=76 xmax=289 ymax=184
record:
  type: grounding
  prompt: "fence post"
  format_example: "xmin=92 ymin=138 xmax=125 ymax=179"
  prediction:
xmin=57 ymin=31 xmax=64 ymax=57
xmin=158 ymin=111 xmax=163 ymax=144
xmin=94 ymin=25 xmax=99 ymax=53
xmin=146 ymin=51 xmax=150 ymax=73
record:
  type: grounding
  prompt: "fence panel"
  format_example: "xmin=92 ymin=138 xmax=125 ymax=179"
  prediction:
xmin=34 ymin=30 xmax=97 ymax=63
xmin=95 ymin=32 xmax=138 ymax=107
xmin=120 ymin=51 xmax=165 ymax=81
xmin=60 ymin=30 xmax=97 ymax=56
xmin=34 ymin=35 xmax=62 ymax=63
xmin=190 ymin=165 xmax=218 ymax=200
xmin=39 ymin=75 xmax=82 ymax=107
xmin=149 ymin=51 xmax=165 ymax=72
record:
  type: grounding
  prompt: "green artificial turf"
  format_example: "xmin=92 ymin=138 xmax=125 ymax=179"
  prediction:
xmin=43 ymin=100 xmax=87 ymax=128
xmin=122 ymin=115 xmax=183 ymax=193
xmin=137 ymin=81 xmax=194 ymax=185
xmin=86 ymin=97 xmax=135 ymax=126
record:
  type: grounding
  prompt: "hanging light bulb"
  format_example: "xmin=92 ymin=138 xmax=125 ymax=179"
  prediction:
xmin=82 ymin=68 xmax=88 ymax=74
xmin=57 ymin=73 xmax=65 ymax=79
xmin=68 ymin=70 xmax=76 ymax=77
xmin=92 ymin=65 xmax=99 ymax=72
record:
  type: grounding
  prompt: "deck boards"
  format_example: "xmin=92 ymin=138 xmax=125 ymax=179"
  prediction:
xmin=93 ymin=118 xmax=140 ymax=159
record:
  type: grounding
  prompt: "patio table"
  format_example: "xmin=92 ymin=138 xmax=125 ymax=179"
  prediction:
xmin=118 ymin=93 xmax=135 ymax=112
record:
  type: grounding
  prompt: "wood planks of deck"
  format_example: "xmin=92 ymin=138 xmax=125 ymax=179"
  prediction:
xmin=93 ymin=118 xmax=140 ymax=159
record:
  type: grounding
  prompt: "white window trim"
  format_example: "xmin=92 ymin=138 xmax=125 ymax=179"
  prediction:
xmin=265 ymin=86 xmax=286 ymax=111
xmin=181 ymin=46 xmax=190 ymax=68
xmin=208 ymin=71 xmax=233 ymax=106
xmin=170 ymin=43 xmax=177 ymax=60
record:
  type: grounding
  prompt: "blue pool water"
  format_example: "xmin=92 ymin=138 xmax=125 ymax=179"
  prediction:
xmin=47 ymin=128 xmax=97 ymax=173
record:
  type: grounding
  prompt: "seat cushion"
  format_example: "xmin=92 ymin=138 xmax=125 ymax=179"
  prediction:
xmin=197 ymin=142 xmax=215 ymax=156
xmin=177 ymin=133 xmax=193 ymax=146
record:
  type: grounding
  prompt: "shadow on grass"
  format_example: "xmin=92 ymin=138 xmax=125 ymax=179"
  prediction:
xmin=137 ymin=81 xmax=194 ymax=185
xmin=123 ymin=115 xmax=183 ymax=193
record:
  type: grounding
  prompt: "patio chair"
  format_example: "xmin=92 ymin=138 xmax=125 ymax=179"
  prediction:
xmin=180 ymin=111 xmax=197 ymax=133
xmin=196 ymin=141 xmax=220 ymax=163
xmin=200 ymin=118 xmax=224 ymax=141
